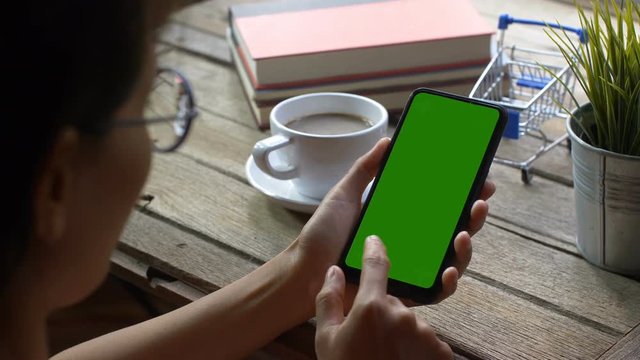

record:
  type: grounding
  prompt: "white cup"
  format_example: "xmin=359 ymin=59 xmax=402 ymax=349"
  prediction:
xmin=252 ymin=92 xmax=388 ymax=199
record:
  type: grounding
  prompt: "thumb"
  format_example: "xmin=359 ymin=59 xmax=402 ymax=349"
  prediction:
xmin=326 ymin=137 xmax=390 ymax=203
xmin=315 ymin=266 xmax=346 ymax=330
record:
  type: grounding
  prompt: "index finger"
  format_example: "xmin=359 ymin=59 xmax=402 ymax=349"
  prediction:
xmin=357 ymin=235 xmax=390 ymax=299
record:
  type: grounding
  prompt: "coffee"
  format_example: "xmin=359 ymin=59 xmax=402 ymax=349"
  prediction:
xmin=287 ymin=113 xmax=372 ymax=135
xmin=254 ymin=93 xmax=387 ymax=199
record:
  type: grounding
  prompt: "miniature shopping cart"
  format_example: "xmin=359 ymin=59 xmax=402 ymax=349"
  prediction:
xmin=469 ymin=15 xmax=587 ymax=183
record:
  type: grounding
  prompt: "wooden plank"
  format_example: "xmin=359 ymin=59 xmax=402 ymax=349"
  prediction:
xmin=486 ymin=216 xmax=578 ymax=254
xmin=159 ymin=2 xmax=582 ymax=182
xmin=111 ymin=257 xmax=315 ymax=360
xmin=599 ymin=324 xmax=640 ymax=360
xmin=157 ymin=49 xmax=257 ymax=129
xmin=175 ymin=89 xmax=578 ymax=254
xmin=419 ymin=276 xmax=617 ymax=360
xmin=144 ymin=152 xmax=305 ymax=262
xmin=111 ymin=250 xmax=150 ymax=288
xmin=117 ymin=213 xmax=317 ymax=359
xmin=159 ymin=22 xmax=231 ymax=63
xmin=176 ymin=89 xmax=579 ymax=253
xmin=158 ymin=46 xmax=579 ymax=185
xmin=149 ymin=51 xmax=640 ymax=334
xmin=151 ymin=50 xmax=640 ymax=335
xmin=159 ymin=43 xmax=572 ymax=183
xmin=471 ymin=223 xmax=640 ymax=333
xmin=119 ymin=211 xmax=639 ymax=355
xmin=494 ymin=117 xmax=574 ymax=186
xmin=176 ymin=111 xmax=263 ymax=182
xmin=171 ymin=0 xmax=224 ymax=35
xmin=145 ymin=148 xmax=640 ymax=333
xmin=117 ymin=210 xmax=619 ymax=359
xmin=119 ymin=211 xmax=260 ymax=292
xmin=170 ymin=0 xmax=272 ymax=38
xmin=488 ymin=162 xmax=576 ymax=245
xmin=111 ymin=249 xmax=207 ymax=306
xmin=157 ymin=2 xmax=583 ymax=250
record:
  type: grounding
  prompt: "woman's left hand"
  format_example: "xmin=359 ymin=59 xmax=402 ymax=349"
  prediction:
xmin=293 ymin=137 xmax=496 ymax=308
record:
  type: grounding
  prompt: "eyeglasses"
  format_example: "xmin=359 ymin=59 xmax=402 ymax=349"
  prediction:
xmin=120 ymin=67 xmax=198 ymax=152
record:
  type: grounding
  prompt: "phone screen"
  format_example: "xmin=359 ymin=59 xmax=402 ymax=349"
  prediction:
xmin=344 ymin=90 xmax=502 ymax=290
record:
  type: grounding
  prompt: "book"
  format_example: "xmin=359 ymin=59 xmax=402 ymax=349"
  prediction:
xmin=228 ymin=28 xmax=483 ymax=128
xmin=230 ymin=32 xmax=487 ymax=102
xmin=241 ymin=82 xmax=479 ymax=130
xmin=228 ymin=0 xmax=494 ymax=89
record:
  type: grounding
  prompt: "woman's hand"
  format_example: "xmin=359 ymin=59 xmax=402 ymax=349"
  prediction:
xmin=315 ymin=236 xmax=452 ymax=360
xmin=294 ymin=137 xmax=495 ymax=308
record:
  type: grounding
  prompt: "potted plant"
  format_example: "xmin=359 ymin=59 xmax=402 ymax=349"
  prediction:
xmin=547 ymin=0 xmax=640 ymax=277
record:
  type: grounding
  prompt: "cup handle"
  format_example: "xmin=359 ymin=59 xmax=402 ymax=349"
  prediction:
xmin=252 ymin=134 xmax=298 ymax=180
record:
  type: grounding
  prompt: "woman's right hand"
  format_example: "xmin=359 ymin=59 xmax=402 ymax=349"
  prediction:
xmin=314 ymin=235 xmax=453 ymax=360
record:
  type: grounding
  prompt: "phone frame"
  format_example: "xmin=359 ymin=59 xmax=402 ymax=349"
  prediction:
xmin=338 ymin=87 xmax=507 ymax=304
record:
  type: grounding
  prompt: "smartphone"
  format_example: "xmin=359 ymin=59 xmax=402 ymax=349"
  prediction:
xmin=338 ymin=88 xmax=507 ymax=304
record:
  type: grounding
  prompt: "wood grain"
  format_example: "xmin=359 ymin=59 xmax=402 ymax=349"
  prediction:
xmin=419 ymin=276 xmax=617 ymax=360
xmin=157 ymin=49 xmax=257 ymax=129
xmin=493 ymin=120 xmax=574 ymax=186
xmin=151 ymin=45 xmax=640 ymax=336
xmin=175 ymin=88 xmax=579 ymax=253
xmin=110 ymin=2 xmax=640 ymax=358
xmin=119 ymin=211 xmax=259 ymax=292
xmin=145 ymin=51 xmax=640 ymax=335
xmin=486 ymin=216 xmax=578 ymax=254
xmin=159 ymin=22 xmax=231 ymax=62
xmin=118 ymin=213 xmax=318 ymax=359
xmin=143 ymin=148 xmax=640 ymax=334
xmin=111 ymin=250 xmax=207 ymax=306
xmin=170 ymin=0 xmax=272 ymax=37
xmin=118 ymin=211 xmax=621 ymax=359
xmin=158 ymin=44 xmax=579 ymax=184
xmin=177 ymin=110 xmax=263 ymax=180
xmin=471 ymin=223 xmax=640 ymax=333
xmin=488 ymin=162 xmax=577 ymax=245
xmin=598 ymin=324 xmax=640 ymax=360
xmin=174 ymin=95 xmax=580 ymax=256
xmin=144 ymin=152 xmax=305 ymax=262
xmin=165 ymin=0 xmax=584 ymax=187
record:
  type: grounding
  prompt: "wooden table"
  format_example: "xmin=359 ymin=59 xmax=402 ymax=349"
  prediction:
xmin=111 ymin=0 xmax=640 ymax=358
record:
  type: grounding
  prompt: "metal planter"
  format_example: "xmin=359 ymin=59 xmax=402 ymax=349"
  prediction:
xmin=567 ymin=107 xmax=640 ymax=277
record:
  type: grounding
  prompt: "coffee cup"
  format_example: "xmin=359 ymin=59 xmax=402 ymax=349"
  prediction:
xmin=252 ymin=92 xmax=388 ymax=200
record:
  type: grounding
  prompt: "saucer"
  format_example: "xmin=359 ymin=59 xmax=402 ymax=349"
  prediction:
xmin=245 ymin=156 xmax=373 ymax=214
xmin=246 ymin=156 xmax=320 ymax=214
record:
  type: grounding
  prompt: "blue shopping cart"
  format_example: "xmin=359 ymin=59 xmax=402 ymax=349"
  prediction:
xmin=469 ymin=14 xmax=586 ymax=183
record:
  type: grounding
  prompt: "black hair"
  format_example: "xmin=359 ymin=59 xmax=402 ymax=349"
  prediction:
xmin=1 ymin=1 xmax=149 ymax=293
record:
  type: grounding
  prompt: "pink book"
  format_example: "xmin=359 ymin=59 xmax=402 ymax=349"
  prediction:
xmin=229 ymin=0 xmax=493 ymax=87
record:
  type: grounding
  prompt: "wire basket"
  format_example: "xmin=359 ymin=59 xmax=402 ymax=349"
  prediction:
xmin=469 ymin=14 xmax=586 ymax=183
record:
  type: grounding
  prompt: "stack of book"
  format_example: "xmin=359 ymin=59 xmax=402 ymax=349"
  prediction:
xmin=228 ymin=0 xmax=494 ymax=128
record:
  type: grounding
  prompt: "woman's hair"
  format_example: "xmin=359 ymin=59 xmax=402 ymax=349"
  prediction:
xmin=1 ymin=1 xmax=154 ymax=292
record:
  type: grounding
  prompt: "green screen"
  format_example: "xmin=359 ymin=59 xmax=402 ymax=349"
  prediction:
xmin=345 ymin=91 xmax=499 ymax=288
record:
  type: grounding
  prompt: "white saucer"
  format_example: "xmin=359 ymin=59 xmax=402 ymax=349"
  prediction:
xmin=246 ymin=156 xmax=321 ymax=214
xmin=245 ymin=156 xmax=373 ymax=214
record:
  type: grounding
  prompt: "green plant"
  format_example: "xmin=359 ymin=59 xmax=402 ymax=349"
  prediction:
xmin=547 ymin=0 xmax=640 ymax=156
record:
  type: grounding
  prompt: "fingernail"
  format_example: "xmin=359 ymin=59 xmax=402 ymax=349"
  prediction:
xmin=365 ymin=236 xmax=381 ymax=255
xmin=366 ymin=235 xmax=380 ymax=246
xmin=326 ymin=266 xmax=337 ymax=281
